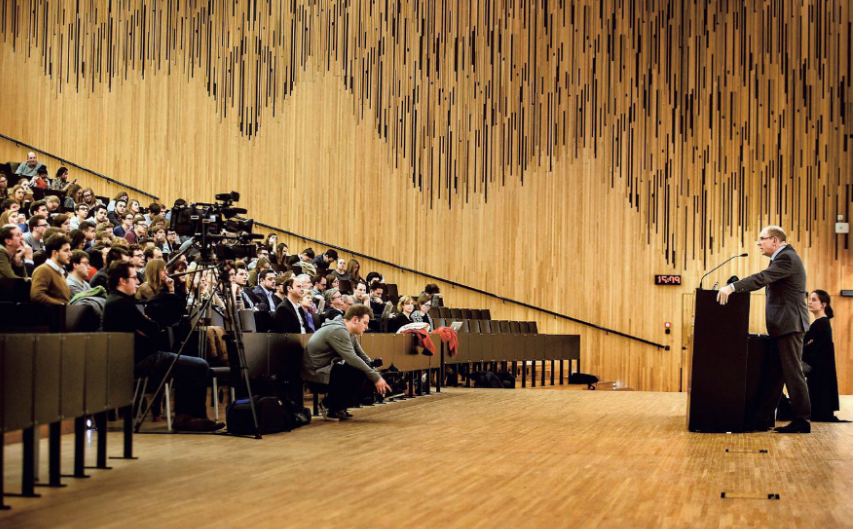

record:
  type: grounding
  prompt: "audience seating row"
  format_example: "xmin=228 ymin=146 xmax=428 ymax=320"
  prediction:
xmin=436 ymin=321 xmax=580 ymax=388
xmin=430 ymin=307 xmax=492 ymax=320
xmin=0 ymin=333 xmax=135 ymax=510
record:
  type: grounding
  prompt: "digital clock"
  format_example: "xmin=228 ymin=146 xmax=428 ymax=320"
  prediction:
xmin=655 ymin=275 xmax=682 ymax=285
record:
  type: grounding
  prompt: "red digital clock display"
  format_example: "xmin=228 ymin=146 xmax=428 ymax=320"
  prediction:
xmin=655 ymin=275 xmax=682 ymax=285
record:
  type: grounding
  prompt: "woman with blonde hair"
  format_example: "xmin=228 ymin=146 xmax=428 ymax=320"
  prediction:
xmin=388 ymin=295 xmax=416 ymax=333
xmin=9 ymin=184 xmax=28 ymax=207
xmin=136 ymin=258 xmax=175 ymax=301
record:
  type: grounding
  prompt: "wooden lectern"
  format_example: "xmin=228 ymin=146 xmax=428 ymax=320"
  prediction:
xmin=687 ymin=289 xmax=770 ymax=432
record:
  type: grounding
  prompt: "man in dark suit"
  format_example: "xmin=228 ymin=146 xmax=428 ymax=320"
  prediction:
xmin=273 ymin=276 xmax=308 ymax=333
xmin=717 ymin=226 xmax=811 ymax=433
xmin=252 ymin=269 xmax=279 ymax=311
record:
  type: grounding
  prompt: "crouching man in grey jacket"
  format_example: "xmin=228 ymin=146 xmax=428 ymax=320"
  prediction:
xmin=303 ymin=304 xmax=391 ymax=420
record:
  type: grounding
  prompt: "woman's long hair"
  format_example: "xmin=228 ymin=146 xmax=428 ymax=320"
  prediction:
xmin=145 ymin=258 xmax=167 ymax=293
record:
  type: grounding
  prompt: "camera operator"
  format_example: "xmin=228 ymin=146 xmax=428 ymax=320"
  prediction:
xmin=102 ymin=261 xmax=224 ymax=432
xmin=303 ymin=305 xmax=391 ymax=420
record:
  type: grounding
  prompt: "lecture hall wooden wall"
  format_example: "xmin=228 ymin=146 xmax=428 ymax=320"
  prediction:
xmin=0 ymin=0 xmax=850 ymax=393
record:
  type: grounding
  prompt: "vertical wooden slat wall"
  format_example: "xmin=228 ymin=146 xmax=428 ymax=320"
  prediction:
xmin=0 ymin=0 xmax=850 ymax=392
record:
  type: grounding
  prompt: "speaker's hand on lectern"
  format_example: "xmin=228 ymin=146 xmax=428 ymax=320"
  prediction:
xmin=716 ymin=284 xmax=735 ymax=305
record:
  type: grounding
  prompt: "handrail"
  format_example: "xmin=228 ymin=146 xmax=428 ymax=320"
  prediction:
xmin=0 ymin=132 xmax=159 ymax=200
xmin=0 ymin=133 xmax=667 ymax=350
xmin=251 ymin=219 xmax=670 ymax=350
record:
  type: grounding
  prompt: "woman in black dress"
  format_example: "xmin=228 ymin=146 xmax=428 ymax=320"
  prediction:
xmin=803 ymin=289 xmax=841 ymax=422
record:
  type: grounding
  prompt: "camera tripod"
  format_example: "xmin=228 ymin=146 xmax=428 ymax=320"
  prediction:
xmin=133 ymin=256 xmax=262 ymax=439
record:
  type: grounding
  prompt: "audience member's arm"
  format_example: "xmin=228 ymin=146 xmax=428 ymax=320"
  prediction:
xmin=328 ymin=330 xmax=380 ymax=382
xmin=352 ymin=336 xmax=373 ymax=365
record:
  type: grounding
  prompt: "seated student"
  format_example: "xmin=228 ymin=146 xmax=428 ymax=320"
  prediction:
xmin=29 ymin=200 xmax=48 ymax=218
xmin=67 ymin=229 xmax=87 ymax=251
xmin=89 ymin=247 xmax=130 ymax=291
xmin=24 ymin=214 xmax=49 ymax=252
xmin=291 ymin=248 xmax=316 ymax=271
xmin=91 ymin=204 xmax=109 ymax=226
xmin=30 ymin=234 xmax=72 ymax=306
xmin=0 ymin=224 xmax=31 ymax=279
xmin=66 ymin=250 xmax=92 ymax=297
xmin=410 ymin=295 xmax=434 ymax=330
xmin=102 ymin=261 xmax=223 ymax=432
xmin=143 ymin=203 xmax=162 ymax=225
xmin=420 ymin=283 xmax=442 ymax=306
xmin=303 ymin=305 xmax=391 ymax=420
xmin=44 ymin=195 xmax=62 ymax=215
xmin=113 ymin=210 xmax=134 ymax=238
xmin=273 ymin=276 xmax=309 ymax=334
xmin=124 ymin=215 xmax=148 ymax=244
xmin=229 ymin=264 xmax=257 ymax=309
xmin=51 ymin=213 xmax=72 ymax=232
xmin=29 ymin=166 xmax=50 ymax=190
xmin=108 ymin=200 xmax=128 ymax=226
xmin=15 ymin=152 xmax=45 ymax=177
xmin=107 ymin=192 xmax=129 ymax=213
xmin=252 ymin=268 xmax=279 ymax=311
xmin=300 ymin=292 xmax=317 ymax=332
xmin=329 ymin=258 xmax=350 ymax=281
xmin=69 ymin=203 xmax=90 ymax=230
xmin=322 ymin=288 xmax=345 ymax=322
xmin=63 ymin=184 xmax=83 ymax=210
xmin=387 ymin=296 xmax=416 ymax=333
xmin=50 ymin=166 xmax=77 ymax=194
xmin=310 ymin=248 xmax=338 ymax=274
xmin=365 ymin=271 xmax=384 ymax=286
xmin=368 ymin=283 xmax=389 ymax=317
xmin=352 ymin=280 xmax=370 ymax=306
xmin=136 ymin=258 xmax=175 ymax=302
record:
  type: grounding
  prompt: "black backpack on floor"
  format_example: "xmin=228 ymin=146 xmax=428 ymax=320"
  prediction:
xmin=227 ymin=396 xmax=296 ymax=435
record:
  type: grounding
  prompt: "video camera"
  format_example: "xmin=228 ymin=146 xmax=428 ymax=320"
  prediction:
xmin=169 ymin=191 xmax=263 ymax=261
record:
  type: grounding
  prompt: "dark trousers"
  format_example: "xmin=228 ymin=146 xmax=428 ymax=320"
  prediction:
xmin=137 ymin=352 xmax=210 ymax=418
xmin=754 ymin=332 xmax=811 ymax=422
xmin=325 ymin=362 xmax=370 ymax=411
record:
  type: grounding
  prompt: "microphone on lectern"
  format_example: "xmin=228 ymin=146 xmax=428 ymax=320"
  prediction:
xmin=698 ymin=253 xmax=748 ymax=290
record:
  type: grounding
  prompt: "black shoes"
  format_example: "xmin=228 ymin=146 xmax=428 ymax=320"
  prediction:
xmin=173 ymin=414 xmax=226 ymax=432
xmin=319 ymin=400 xmax=351 ymax=421
xmin=744 ymin=419 xmax=774 ymax=432
xmin=774 ymin=420 xmax=811 ymax=434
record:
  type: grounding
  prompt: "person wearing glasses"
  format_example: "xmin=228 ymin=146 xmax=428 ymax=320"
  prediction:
xmin=24 ymin=214 xmax=50 ymax=252
xmin=69 ymin=203 xmax=90 ymax=230
xmin=80 ymin=187 xmax=102 ymax=209
xmin=716 ymin=226 xmax=811 ymax=433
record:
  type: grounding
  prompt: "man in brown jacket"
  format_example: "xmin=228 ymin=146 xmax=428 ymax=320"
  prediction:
xmin=30 ymin=234 xmax=72 ymax=305
xmin=0 ymin=224 xmax=30 ymax=279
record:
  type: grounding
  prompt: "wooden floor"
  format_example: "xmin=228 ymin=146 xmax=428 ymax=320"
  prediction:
xmin=2 ymin=389 xmax=851 ymax=529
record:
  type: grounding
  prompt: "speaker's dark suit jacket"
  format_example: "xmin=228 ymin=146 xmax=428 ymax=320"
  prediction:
xmin=274 ymin=298 xmax=308 ymax=334
xmin=731 ymin=245 xmax=809 ymax=338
